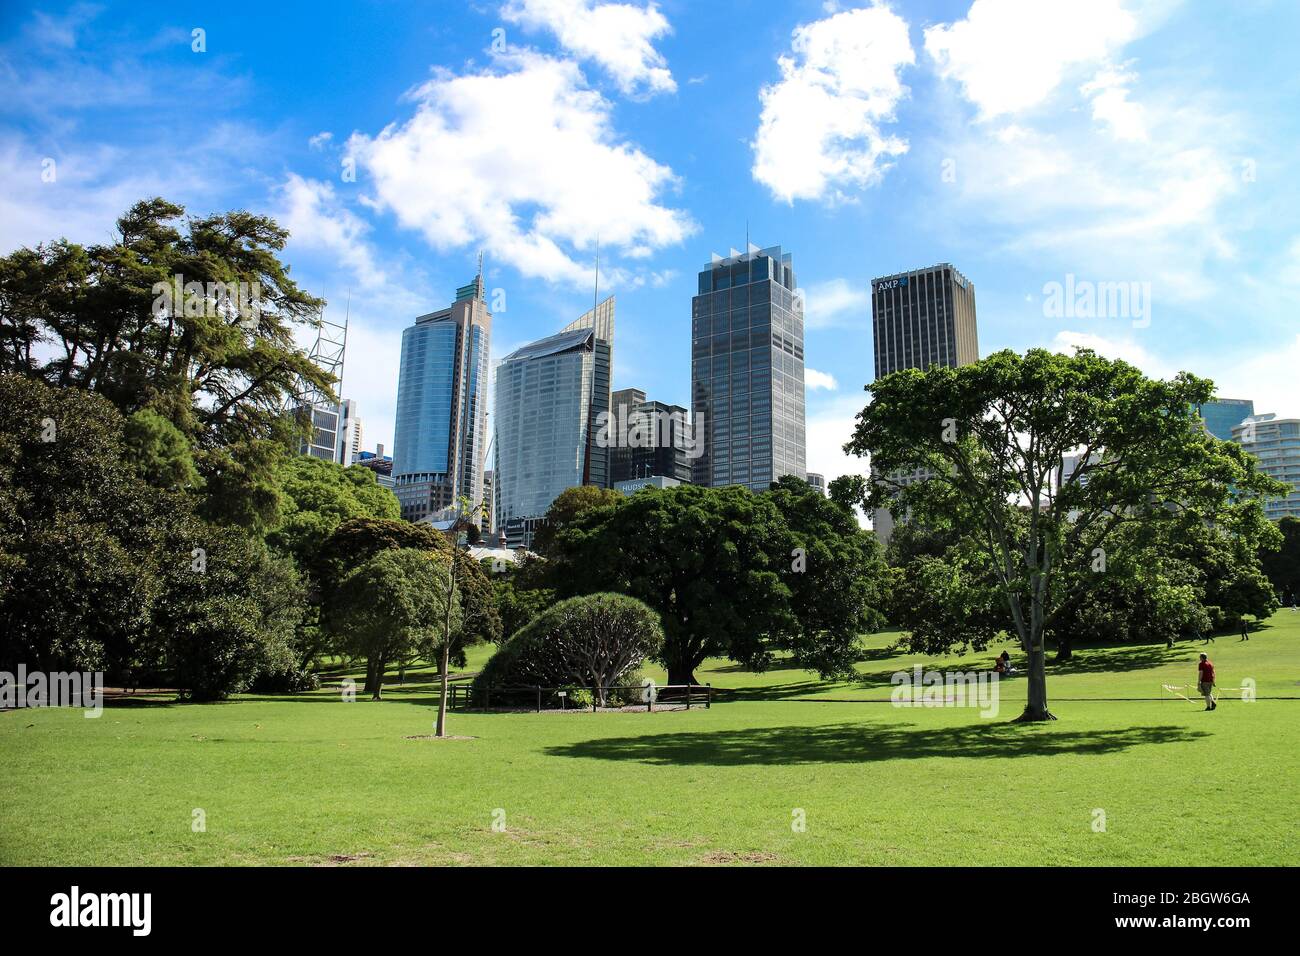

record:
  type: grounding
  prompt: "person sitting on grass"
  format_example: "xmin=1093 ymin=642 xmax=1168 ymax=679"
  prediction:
xmin=1197 ymin=653 xmax=1217 ymax=711
xmin=995 ymin=651 xmax=1017 ymax=677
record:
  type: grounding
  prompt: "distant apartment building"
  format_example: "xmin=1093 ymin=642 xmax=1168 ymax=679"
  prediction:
xmin=354 ymin=444 xmax=395 ymax=489
xmin=691 ymin=243 xmax=806 ymax=492
xmin=348 ymin=413 xmax=363 ymax=462
xmin=1197 ymin=398 xmax=1255 ymax=441
xmin=870 ymin=263 xmax=979 ymax=544
xmin=299 ymin=397 xmax=357 ymax=466
xmin=1233 ymin=414 xmax=1300 ymax=521
xmin=493 ymin=297 xmax=615 ymax=549
xmin=391 ymin=274 xmax=491 ymax=522
xmin=609 ymin=387 xmax=694 ymax=484
xmin=614 ymin=475 xmax=682 ymax=495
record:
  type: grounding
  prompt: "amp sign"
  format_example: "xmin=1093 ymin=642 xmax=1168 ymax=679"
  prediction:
xmin=875 ymin=277 xmax=908 ymax=293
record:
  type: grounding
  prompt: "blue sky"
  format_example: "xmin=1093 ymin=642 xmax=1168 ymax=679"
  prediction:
xmin=3 ymin=0 xmax=1299 ymax=484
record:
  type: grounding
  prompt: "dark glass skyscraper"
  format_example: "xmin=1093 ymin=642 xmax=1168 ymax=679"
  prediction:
xmin=871 ymin=263 xmax=978 ymax=378
xmin=609 ymin=387 xmax=694 ymax=484
xmin=870 ymin=263 xmax=979 ymax=543
xmin=691 ymin=244 xmax=805 ymax=491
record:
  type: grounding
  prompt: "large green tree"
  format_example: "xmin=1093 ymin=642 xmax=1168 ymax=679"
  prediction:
xmin=330 ymin=549 xmax=458 ymax=700
xmin=530 ymin=484 xmax=624 ymax=557
xmin=0 ymin=198 xmax=335 ymax=530
xmin=764 ymin=475 xmax=890 ymax=676
xmin=550 ymin=483 xmax=889 ymax=685
xmin=845 ymin=348 xmax=1286 ymax=720
xmin=0 ymin=372 xmax=303 ymax=697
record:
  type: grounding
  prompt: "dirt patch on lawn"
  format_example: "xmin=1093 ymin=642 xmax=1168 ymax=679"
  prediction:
xmin=698 ymin=850 xmax=780 ymax=866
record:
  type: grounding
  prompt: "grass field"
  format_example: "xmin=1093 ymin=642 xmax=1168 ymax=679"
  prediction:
xmin=2 ymin=613 xmax=1297 ymax=866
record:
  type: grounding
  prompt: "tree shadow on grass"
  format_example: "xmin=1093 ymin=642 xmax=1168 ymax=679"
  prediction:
xmin=543 ymin=721 xmax=1209 ymax=766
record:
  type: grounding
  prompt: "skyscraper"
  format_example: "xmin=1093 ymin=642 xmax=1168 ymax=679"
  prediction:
xmin=1233 ymin=414 xmax=1300 ymax=521
xmin=872 ymin=263 xmax=978 ymax=378
xmin=494 ymin=297 xmax=615 ymax=549
xmin=609 ymin=386 xmax=694 ymax=484
xmin=1197 ymin=398 xmax=1255 ymax=441
xmin=870 ymin=263 xmax=979 ymax=543
xmin=691 ymin=244 xmax=805 ymax=491
xmin=391 ymin=273 xmax=491 ymax=522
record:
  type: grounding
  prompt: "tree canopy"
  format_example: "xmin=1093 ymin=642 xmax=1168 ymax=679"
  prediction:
xmin=549 ymin=481 xmax=890 ymax=684
xmin=844 ymin=348 xmax=1286 ymax=720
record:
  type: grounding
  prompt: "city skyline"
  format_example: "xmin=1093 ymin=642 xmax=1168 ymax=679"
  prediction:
xmin=4 ymin=1 xmax=1300 ymax=491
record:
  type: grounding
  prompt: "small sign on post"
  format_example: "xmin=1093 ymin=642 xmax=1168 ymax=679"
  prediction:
xmin=558 ymin=690 xmax=567 ymax=711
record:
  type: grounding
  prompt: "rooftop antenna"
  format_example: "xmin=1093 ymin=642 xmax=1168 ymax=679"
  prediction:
xmin=477 ymin=249 xmax=486 ymax=300
xmin=338 ymin=290 xmax=351 ymax=399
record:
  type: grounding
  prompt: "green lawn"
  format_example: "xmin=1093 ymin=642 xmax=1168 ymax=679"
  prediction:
xmin=2 ymin=613 xmax=1297 ymax=866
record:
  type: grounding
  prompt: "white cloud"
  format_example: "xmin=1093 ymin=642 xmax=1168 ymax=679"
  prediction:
xmin=1049 ymin=330 xmax=1171 ymax=378
xmin=1202 ymin=334 xmax=1300 ymax=421
xmin=308 ymin=131 xmax=333 ymax=150
xmin=806 ymin=393 xmax=874 ymax=527
xmin=276 ymin=173 xmax=388 ymax=290
xmin=1049 ymin=330 xmax=1300 ymax=422
xmin=346 ymin=51 xmax=694 ymax=288
xmin=805 ymin=367 xmax=839 ymax=390
xmin=501 ymin=0 xmax=675 ymax=96
xmin=924 ymin=0 xmax=1141 ymax=119
xmin=1080 ymin=62 xmax=1146 ymax=141
xmin=802 ymin=277 xmax=871 ymax=329
xmin=928 ymin=0 xmax=1245 ymax=306
xmin=752 ymin=3 xmax=915 ymax=204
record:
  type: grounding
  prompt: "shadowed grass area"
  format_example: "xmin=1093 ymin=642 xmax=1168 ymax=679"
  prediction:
xmin=1 ymin=613 xmax=1296 ymax=866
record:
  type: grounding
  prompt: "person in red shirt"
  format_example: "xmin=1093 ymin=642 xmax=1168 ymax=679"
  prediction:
xmin=1197 ymin=654 xmax=1216 ymax=711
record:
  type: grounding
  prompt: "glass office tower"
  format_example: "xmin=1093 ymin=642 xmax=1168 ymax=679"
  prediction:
xmin=1198 ymin=398 xmax=1255 ymax=441
xmin=391 ymin=274 xmax=491 ymax=522
xmin=494 ymin=296 xmax=615 ymax=548
xmin=690 ymin=244 xmax=805 ymax=491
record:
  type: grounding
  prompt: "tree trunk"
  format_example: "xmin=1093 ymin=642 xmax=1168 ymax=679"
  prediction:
xmin=436 ymin=639 xmax=450 ymax=737
xmin=1016 ymin=645 xmax=1055 ymax=720
xmin=365 ymin=655 xmax=384 ymax=700
xmin=666 ymin=665 xmax=698 ymax=687
xmin=435 ymin=554 xmax=458 ymax=737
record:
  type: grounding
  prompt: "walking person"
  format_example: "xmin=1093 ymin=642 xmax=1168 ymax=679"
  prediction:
xmin=1197 ymin=654 xmax=1217 ymax=711
xmin=1240 ymin=619 xmax=1250 ymax=641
